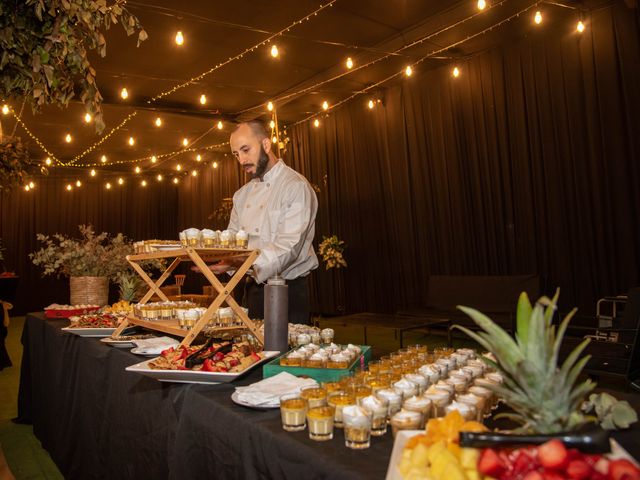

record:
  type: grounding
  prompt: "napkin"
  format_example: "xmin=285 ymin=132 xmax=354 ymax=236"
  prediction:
xmin=132 ymin=336 xmax=180 ymax=355
xmin=235 ymin=372 xmax=317 ymax=407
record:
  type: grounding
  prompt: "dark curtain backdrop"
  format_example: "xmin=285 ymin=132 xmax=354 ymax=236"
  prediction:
xmin=0 ymin=176 xmax=178 ymax=314
xmin=288 ymin=2 xmax=640 ymax=315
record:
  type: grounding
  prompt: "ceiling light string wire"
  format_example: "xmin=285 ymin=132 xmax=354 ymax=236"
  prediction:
xmin=294 ymin=0 xmax=540 ymax=127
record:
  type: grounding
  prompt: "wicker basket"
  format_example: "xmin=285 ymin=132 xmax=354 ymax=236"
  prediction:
xmin=70 ymin=276 xmax=109 ymax=306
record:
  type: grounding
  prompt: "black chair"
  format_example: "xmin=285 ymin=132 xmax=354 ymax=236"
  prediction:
xmin=560 ymin=287 xmax=640 ymax=387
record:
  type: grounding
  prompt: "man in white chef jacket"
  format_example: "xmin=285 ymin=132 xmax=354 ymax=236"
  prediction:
xmin=207 ymin=120 xmax=318 ymax=324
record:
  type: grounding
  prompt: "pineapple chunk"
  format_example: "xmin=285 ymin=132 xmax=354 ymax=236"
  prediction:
xmin=460 ymin=448 xmax=480 ymax=470
xmin=405 ymin=466 xmax=431 ymax=480
xmin=410 ymin=442 xmax=430 ymax=468
xmin=430 ymin=448 xmax=458 ymax=478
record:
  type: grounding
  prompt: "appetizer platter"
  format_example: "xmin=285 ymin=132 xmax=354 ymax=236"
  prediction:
xmin=62 ymin=313 xmax=136 ymax=337
xmin=45 ymin=303 xmax=101 ymax=318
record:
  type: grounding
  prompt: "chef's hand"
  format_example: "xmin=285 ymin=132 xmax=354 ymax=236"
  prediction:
xmin=191 ymin=257 xmax=247 ymax=274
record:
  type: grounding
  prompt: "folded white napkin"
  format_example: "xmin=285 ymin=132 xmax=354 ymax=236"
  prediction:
xmin=235 ymin=372 xmax=317 ymax=407
xmin=132 ymin=336 xmax=180 ymax=354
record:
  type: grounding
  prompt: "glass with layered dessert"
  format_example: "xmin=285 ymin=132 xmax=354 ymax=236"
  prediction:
xmin=389 ymin=410 xmax=422 ymax=438
xmin=342 ymin=405 xmax=372 ymax=449
xmin=375 ymin=388 xmax=402 ymax=419
xmin=424 ymin=387 xmax=452 ymax=417
xmin=279 ymin=393 xmax=307 ymax=432
xmin=327 ymin=392 xmax=356 ymax=428
xmin=300 ymin=386 xmax=328 ymax=409
xmin=358 ymin=395 xmax=388 ymax=436
xmin=235 ymin=229 xmax=248 ymax=248
xmin=402 ymin=395 xmax=433 ymax=429
xmin=306 ymin=406 xmax=335 ymax=441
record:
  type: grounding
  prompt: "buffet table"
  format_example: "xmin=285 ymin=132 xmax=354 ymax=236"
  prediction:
xmin=17 ymin=313 xmax=394 ymax=480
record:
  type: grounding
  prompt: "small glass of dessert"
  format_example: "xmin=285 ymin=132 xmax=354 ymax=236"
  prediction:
xmin=404 ymin=373 xmax=428 ymax=396
xmin=456 ymin=393 xmax=485 ymax=422
xmin=424 ymin=387 xmax=452 ymax=417
xmin=300 ymin=386 xmax=328 ymax=409
xmin=342 ymin=405 xmax=373 ymax=449
xmin=375 ymin=388 xmax=403 ymax=420
xmin=402 ymin=395 xmax=433 ymax=429
xmin=327 ymin=392 xmax=356 ymax=428
xmin=327 ymin=353 xmax=350 ymax=369
xmin=321 ymin=381 xmax=343 ymax=394
xmin=280 ymin=393 xmax=307 ymax=432
xmin=306 ymin=406 xmax=335 ymax=441
xmin=389 ymin=410 xmax=422 ymax=438
xmin=393 ymin=378 xmax=418 ymax=399
xmin=320 ymin=328 xmax=334 ymax=345
xmin=358 ymin=395 xmax=389 ymax=436
xmin=235 ymin=229 xmax=248 ymax=248
xmin=445 ymin=401 xmax=477 ymax=422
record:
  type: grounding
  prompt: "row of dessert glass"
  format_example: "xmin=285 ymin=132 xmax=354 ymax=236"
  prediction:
xmin=279 ymin=343 xmax=361 ymax=369
xmin=278 ymin=345 xmax=503 ymax=449
xmin=133 ymin=302 xmax=249 ymax=329
xmin=179 ymin=228 xmax=248 ymax=248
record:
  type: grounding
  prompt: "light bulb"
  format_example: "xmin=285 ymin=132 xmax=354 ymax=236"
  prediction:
xmin=84 ymin=113 xmax=92 ymax=123
xmin=534 ymin=11 xmax=542 ymax=24
xmin=346 ymin=57 xmax=353 ymax=69
xmin=66 ymin=184 xmax=73 ymax=191
xmin=477 ymin=0 xmax=486 ymax=10
xmin=155 ymin=117 xmax=162 ymax=127
xmin=76 ymin=180 xmax=82 ymax=187
xmin=101 ymin=155 xmax=107 ymax=163
xmin=1 ymin=105 xmax=9 ymax=115
xmin=313 ymin=119 xmax=320 ymax=128
xmin=24 ymin=185 xmax=30 ymax=192
xmin=196 ymin=154 xmax=202 ymax=161
xmin=272 ymin=136 xmax=277 ymax=143
xmin=157 ymin=174 xmax=163 ymax=181
xmin=135 ymin=166 xmax=141 ymax=174
xmin=452 ymin=67 xmax=460 ymax=77
xmin=175 ymin=31 xmax=184 ymax=46
xmin=191 ymin=170 xmax=198 ymax=177
xmin=269 ymin=120 xmax=275 ymax=129
xmin=267 ymin=101 xmax=274 ymax=111
xmin=405 ymin=65 xmax=413 ymax=77
xmin=182 ymin=138 xmax=189 ymax=147
xmin=141 ymin=180 xmax=147 ymax=187
xmin=176 ymin=164 xmax=182 ymax=171
xmin=105 ymin=182 xmax=112 ymax=190
xmin=270 ymin=44 xmax=279 ymax=57
xmin=29 ymin=181 xmax=35 ymax=189
xmin=577 ymin=20 xmax=585 ymax=33
xmin=65 ymin=133 xmax=72 ymax=143
xmin=199 ymin=94 xmax=207 ymax=105
xmin=118 ymin=177 xmax=124 ymax=185
xmin=217 ymin=120 xmax=223 ymax=130
xmin=45 ymin=157 xmax=52 ymax=166
xmin=213 ymin=161 xmax=218 ymax=169
xmin=322 ymin=100 xmax=329 ymax=111
xmin=173 ymin=178 xmax=179 ymax=184
xmin=90 ymin=169 xmax=96 ymax=177
xmin=128 ymin=136 xmax=135 ymax=146
xmin=120 ymin=87 xmax=128 ymax=99
xmin=368 ymin=99 xmax=375 ymax=109
xmin=151 ymin=155 xmax=157 ymax=163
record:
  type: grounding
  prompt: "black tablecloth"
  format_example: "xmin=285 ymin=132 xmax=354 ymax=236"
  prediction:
xmin=17 ymin=313 xmax=640 ymax=480
xmin=17 ymin=313 xmax=394 ymax=480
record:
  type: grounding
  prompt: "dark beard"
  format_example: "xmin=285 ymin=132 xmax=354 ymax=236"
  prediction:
xmin=252 ymin=146 xmax=270 ymax=179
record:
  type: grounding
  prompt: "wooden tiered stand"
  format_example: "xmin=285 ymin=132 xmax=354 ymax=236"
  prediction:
xmin=112 ymin=247 xmax=264 ymax=347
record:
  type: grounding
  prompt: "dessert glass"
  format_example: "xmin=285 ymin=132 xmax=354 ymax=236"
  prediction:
xmin=300 ymin=386 xmax=328 ymax=409
xmin=280 ymin=393 xmax=307 ymax=432
xmin=306 ymin=406 xmax=335 ymax=441
xmin=342 ymin=406 xmax=372 ymax=449
xmin=389 ymin=410 xmax=422 ymax=438
xmin=327 ymin=392 xmax=356 ymax=428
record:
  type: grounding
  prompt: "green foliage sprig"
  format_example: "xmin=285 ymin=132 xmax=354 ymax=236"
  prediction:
xmin=0 ymin=0 xmax=147 ymax=133
xmin=318 ymin=235 xmax=347 ymax=270
xmin=0 ymin=135 xmax=45 ymax=190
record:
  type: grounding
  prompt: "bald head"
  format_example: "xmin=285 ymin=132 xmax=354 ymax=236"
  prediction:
xmin=232 ymin=120 xmax=269 ymax=141
xmin=230 ymin=120 xmax=278 ymax=179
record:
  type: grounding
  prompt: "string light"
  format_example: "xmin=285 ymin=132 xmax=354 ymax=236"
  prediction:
xmin=157 ymin=174 xmax=163 ymax=181
xmin=141 ymin=180 xmax=147 ymax=187
xmin=272 ymin=136 xmax=277 ymax=143
xmin=176 ymin=164 xmax=182 ymax=171
xmin=66 ymin=184 xmax=73 ymax=191
xmin=84 ymin=113 xmax=92 ymax=123
xmin=368 ymin=99 xmax=375 ymax=109
xmin=577 ymin=20 xmax=585 ymax=33
xmin=173 ymin=178 xmax=179 ymax=184
xmin=269 ymin=120 xmax=275 ymax=129
xmin=213 ymin=161 xmax=218 ymax=169
xmin=405 ymin=65 xmax=413 ymax=77
xmin=65 ymin=133 xmax=72 ymax=143
xmin=24 ymin=185 xmax=31 ymax=192
xmin=128 ymin=136 xmax=135 ymax=146
xmin=182 ymin=138 xmax=189 ymax=147
xmin=313 ymin=119 xmax=320 ymax=128
xmin=452 ymin=67 xmax=460 ymax=77
xmin=199 ymin=94 xmax=207 ymax=105
xmin=477 ymin=0 xmax=487 ymax=10
xmin=196 ymin=154 xmax=202 ymax=161
xmin=191 ymin=170 xmax=198 ymax=176
xmin=45 ymin=157 xmax=52 ymax=166
xmin=267 ymin=101 xmax=274 ymax=112
xmin=270 ymin=44 xmax=279 ymax=58
xmin=105 ymin=182 xmax=112 ymax=190
xmin=534 ymin=11 xmax=542 ymax=24
xmin=175 ymin=31 xmax=184 ymax=46
xmin=155 ymin=117 xmax=162 ymax=127
xmin=29 ymin=181 xmax=35 ymax=189
xmin=101 ymin=155 xmax=107 ymax=163
xmin=322 ymin=100 xmax=329 ymax=111
xmin=75 ymin=180 xmax=82 ymax=187
xmin=151 ymin=155 xmax=157 ymax=163
xmin=118 ymin=178 xmax=124 ymax=185
xmin=90 ymin=169 xmax=96 ymax=177
xmin=217 ymin=121 xmax=223 ymax=130
xmin=120 ymin=88 xmax=129 ymax=99
xmin=135 ymin=166 xmax=141 ymax=174
xmin=1 ymin=105 xmax=9 ymax=115
xmin=346 ymin=57 xmax=354 ymax=69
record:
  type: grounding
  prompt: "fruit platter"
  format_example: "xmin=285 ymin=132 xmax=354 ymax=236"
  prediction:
xmin=45 ymin=303 xmax=101 ymax=318
xmin=62 ymin=312 xmax=135 ymax=337
xmin=126 ymin=338 xmax=279 ymax=384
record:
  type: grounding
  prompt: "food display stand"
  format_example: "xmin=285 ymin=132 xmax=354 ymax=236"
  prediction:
xmin=112 ymin=247 xmax=264 ymax=347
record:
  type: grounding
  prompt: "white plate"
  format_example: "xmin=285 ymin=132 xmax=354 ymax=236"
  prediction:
xmin=230 ymin=391 xmax=279 ymax=410
xmin=62 ymin=326 xmax=136 ymax=338
xmin=130 ymin=346 xmax=167 ymax=356
xmin=100 ymin=334 xmax=156 ymax=348
xmin=384 ymin=432 xmax=638 ymax=480
xmin=125 ymin=351 xmax=280 ymax=384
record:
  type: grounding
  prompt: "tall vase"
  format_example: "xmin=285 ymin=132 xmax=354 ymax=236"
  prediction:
xmin=70 ymin=276 xmax=109 ymax=306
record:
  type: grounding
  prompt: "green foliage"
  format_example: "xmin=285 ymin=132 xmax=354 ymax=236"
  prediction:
xmin=318 ymin=235 xmax=347 ymax=270
xmin=0 ymin=0 xmax=147 ymax=133
xmin=582 ymin=393 xmax=638 ymax=430
xmin=0 ymin=135 xmax=45 ymax=190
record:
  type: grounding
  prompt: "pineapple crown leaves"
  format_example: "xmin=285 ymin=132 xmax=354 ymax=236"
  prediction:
xmin=454 ymin=290 xmax=597 ymax=434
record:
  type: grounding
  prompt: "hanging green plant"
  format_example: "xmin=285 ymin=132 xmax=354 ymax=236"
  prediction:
xmin=0 ymin=135 xmax=45 ymax=190
xmin=0 ymin=0 xmax=147 ymax=133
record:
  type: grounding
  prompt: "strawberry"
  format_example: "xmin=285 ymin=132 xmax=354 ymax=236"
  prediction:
xmin=212 ymin=352 xmax=225 ymax=362
xmin=202 ymin=359 xmax=216 ymax=372
xmin=538 ymin=439 xmax=569 ymax=470
xmin=566 ymin=459 xmax=592 ymax=480
xmin=250 ymin=352 xmax=261 ymax=362
xmin=161 ymin=347 xmax=174 ymax=356
xmin=512 ymin=450 xmax=538 ymax=475
xmin=478 ymin=449 xmax=506 ymax=477
xmin=542 ymin=471 xmax=564 ymax=480
xmin=608 ymin=459 xmax=640 ymax=480
xmin=228 ymin=358 xmax=239 ymax=367
xmin=523 ymin=471 xmax=544 ymax=480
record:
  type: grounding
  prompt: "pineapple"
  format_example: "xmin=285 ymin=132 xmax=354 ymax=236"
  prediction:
xmin=117 ymin=271 xmax=141 ymax=302
xmin=454 ymin=290 xmax=594 ymax=434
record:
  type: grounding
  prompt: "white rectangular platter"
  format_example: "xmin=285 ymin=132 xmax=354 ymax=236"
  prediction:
xmin=62 ymin=326 xmax=136 ymax=338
